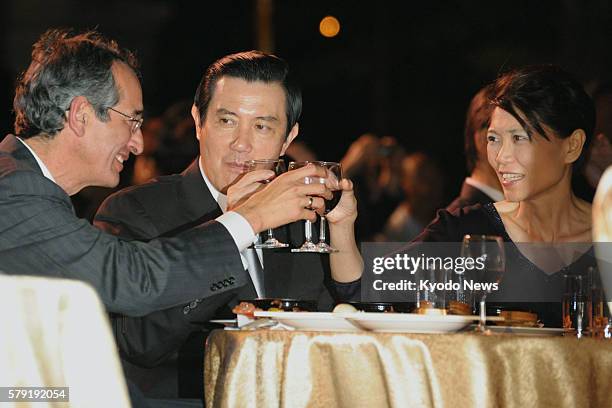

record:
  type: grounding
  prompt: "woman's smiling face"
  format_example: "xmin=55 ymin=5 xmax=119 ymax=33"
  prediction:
xmin=487 ymin=107 xmax=570 ymax=202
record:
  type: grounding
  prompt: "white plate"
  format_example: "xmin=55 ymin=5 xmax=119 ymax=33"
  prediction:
xmin=346 ymin=312 xmax=477 ymax=333
xmin=482 ymin=325 xmax=569 ymax=336
xmin=209 ymin=319 xmax=238 ymax=327
xmin=254 ymin=311 xmax=361 ymax=332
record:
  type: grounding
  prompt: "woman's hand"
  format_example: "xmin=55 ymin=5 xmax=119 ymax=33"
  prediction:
xmin=327 ymin=178 xmax=357 ymax=226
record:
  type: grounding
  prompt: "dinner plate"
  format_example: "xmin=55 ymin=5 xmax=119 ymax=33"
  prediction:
xmin=346 ymin=313 xmax=478 ymax=333
xmin=252 ymin=312 xmax=505 ymax=333
xmin=476 ymin=325 xmax=569 ymax=336
xmin=209 ymin=319 xmax=238 ymax=327
xmin=254 ymin=311 xmax=361 ymax=332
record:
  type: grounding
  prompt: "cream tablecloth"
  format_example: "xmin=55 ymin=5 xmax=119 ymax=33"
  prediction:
xmin=205 ymin=329 xmax=612 ymax=408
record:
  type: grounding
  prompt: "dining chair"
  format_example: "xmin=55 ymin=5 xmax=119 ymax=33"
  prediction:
xmin=0 ymin=274 xmax=130 ymax=407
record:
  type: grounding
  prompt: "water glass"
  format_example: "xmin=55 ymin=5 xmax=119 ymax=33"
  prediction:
xmin=562 ymin=273 xmax=587 ymax=337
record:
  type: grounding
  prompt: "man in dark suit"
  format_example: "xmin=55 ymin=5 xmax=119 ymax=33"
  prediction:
xmin=446 ymin=85 xmax=504 ymax=212
xmin=0 ymin=30 xmax=333 ymax=327
xmin=93 ymin=51 xmax=362 ymax=403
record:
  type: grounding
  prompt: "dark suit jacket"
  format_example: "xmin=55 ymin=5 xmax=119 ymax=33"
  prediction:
xmin=94 ymin=160 xmax=359 ymax=398
xmin=445 ymin=180 xmax=496 ymax=213
xmin=0 ymin=135 xmax=247 ymax=316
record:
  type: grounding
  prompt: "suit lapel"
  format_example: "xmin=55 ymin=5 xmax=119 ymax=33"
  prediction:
xmin=158 ymin=161 xmax=223 ymax=238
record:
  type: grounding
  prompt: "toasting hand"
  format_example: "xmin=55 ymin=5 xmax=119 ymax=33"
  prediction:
xmin=326 ymin=178 xmax=357 ymax=226
xmin=231 ymin=163 xmax=332 ymax=233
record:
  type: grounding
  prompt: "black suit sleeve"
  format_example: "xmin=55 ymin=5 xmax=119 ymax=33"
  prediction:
xmin=95 ymin=185 xmax=245 ymax=366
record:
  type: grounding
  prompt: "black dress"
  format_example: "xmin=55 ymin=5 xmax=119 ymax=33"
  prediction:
xmin=414 ymin=203 xmax=596 ymax=327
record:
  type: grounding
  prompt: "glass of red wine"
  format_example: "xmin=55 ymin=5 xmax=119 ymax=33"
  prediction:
xmin=244 ymin=159 xmax=289 ymax=249
xmin=288 ymin=161 xmax=342 ymax=253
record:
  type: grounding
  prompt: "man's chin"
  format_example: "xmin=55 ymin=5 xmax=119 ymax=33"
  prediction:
xmin=99 ymin=175 xmax=120 ymax=189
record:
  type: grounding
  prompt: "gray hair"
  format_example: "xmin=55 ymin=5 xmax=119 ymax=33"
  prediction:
xmin=14 ymin=28 xmax=139 ymax=138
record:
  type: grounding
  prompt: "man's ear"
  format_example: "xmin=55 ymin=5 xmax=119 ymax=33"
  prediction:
xmin=66 ymin=96 xmax=90 ymax=137
xmin=564 ymin=129 xmax=587 ymax=164
xmin=191 ymin=104 xmax=202 ymax=140
xmin=280 ymin=123 xmax=299 ymax=156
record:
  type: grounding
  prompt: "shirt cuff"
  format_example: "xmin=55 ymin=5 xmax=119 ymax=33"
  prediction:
xmin=216 ymin=211 xmax=256 ymax=251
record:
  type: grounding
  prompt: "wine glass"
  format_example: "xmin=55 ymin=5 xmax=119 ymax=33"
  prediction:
xmin=244 ymin=159 xmax=289 ymax=249
xmin=287 ymin=161 xmax=327 ymax=253
xmin=289 ymin=161 xmax=342 ymax=253
xmin=460 ymin=234 xmax=505 ymax=333
xmin=315 ymin=162 xmax=342 ymax=253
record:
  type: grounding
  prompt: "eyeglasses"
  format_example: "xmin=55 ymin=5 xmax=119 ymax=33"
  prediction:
xmin=108 ymin=107 xmax=144 ymax=134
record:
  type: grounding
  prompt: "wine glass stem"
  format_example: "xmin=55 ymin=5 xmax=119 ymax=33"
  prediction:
xmin=304 ymin=220 xmax=313 ymax=243
xmin=479 ymin=296 xmax=487 ymax=332
xmin=319 ymin=216 xmax=327 ymax=244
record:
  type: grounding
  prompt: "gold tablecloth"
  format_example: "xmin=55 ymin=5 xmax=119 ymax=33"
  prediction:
xmin=205 ymin=329 xmax=612 ymax=408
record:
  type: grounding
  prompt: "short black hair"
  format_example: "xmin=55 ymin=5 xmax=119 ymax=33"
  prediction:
xmin=14 ymin=28 xmax=138 ymax=139
xmin=491 ymin=64 xmax=595 ymax=169
xmin=193 ymin=50 xmax=301 ymax=137
xmin=464 ymin=84 xmax=494 ymax=173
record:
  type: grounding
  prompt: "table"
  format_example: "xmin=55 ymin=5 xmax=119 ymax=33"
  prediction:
xmin=204 ymin=329 xmax=612 ymax=407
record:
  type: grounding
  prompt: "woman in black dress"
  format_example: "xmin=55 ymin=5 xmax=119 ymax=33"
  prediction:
xmin=415 ymin=65 xmax=597 ymax=327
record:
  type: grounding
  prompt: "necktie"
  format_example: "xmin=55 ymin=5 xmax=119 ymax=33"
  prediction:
xmin=244 ymin=246 xmax=265 ymax=298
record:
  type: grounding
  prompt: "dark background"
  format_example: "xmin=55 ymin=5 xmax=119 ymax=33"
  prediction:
xmin=1 ymin=0 xmax=611 ymax=203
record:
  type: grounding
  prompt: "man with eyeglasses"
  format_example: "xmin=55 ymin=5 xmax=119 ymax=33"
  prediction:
xmin=0 ymin=28 xmax=337 ymax=407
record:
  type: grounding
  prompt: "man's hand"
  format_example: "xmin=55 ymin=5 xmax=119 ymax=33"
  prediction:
xmin=233 ymin=164 xmax=332 ymax=233
xmin=327 ymin=178 xmax=357 ymax=226
xmin=226 ymin=169 xmax=274 ymax=211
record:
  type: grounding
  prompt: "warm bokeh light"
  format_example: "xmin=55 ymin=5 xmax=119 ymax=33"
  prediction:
xmin=319 ymin=16 xmax=340 ymax=38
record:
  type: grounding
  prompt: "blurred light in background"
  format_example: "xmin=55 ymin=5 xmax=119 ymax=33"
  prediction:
xmin=319 ymin=15 xmax=340 ymax=38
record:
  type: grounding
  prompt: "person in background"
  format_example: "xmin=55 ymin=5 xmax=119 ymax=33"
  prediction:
xmin=131 ymin=116 xmax=163 ymax=185
xmin=574 ymin=81 xmax=612 ymax=201
xmin=284 ymin=139 xmax=318 ymax=162
xmin=153 ymin=99 xmax=201 ymax=176
xmin=377 ymin=152 xmax=445 ymax=241
xmin=341 ymin=133 xmax=406 ymax=241
xmin=94 ymin=51 xmax=362 ymax=405
xmin=446 ymin=84 xmax=503 ymax=212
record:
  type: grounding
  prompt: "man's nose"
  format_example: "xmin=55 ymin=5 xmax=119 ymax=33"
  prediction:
xmin=229 ymin=126 xmax=252 ymax=152
xmin=128 ymin=128 xmax=144 ymax=156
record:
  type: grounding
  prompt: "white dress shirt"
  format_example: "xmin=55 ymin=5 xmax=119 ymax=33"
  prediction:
xmin=16 ymin=137 xmax=57 ymax=184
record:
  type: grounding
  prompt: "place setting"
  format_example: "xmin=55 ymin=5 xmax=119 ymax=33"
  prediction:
xmin=230 ymin=297 xmax=508 ymax=334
